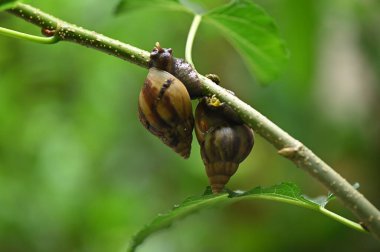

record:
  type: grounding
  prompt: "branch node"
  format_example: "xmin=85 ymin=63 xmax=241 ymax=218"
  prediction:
xmin=277 ymin=142 xmax=303 ymax=158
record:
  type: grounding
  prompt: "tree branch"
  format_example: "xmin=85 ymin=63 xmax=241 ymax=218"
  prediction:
xmin=7 ymin=3 xmax=150 ymax=67
xmin=5 ymin=3 xmax=380 ymax=239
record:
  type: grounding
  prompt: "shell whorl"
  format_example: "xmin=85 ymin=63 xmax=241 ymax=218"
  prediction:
xmin=206 ymin=162 xmax=239 ymax=194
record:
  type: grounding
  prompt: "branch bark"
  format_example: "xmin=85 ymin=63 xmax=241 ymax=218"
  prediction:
xmin=6 ymin=3 xmax=380 ymax=239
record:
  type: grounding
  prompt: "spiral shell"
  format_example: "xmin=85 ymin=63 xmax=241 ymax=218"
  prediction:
xmin=195 ymin=97 xmax=254 ymax=193
xmin=138 ymin=67 xmax=194 ymax=158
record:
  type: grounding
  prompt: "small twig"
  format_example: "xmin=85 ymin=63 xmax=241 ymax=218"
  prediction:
xmin=0 ymin=26 xmax=59 ymax=43
xmin=4 ymin=3 xmax=380 ymax=239
xmin=185 ymin=14 xmax=202 ymax=67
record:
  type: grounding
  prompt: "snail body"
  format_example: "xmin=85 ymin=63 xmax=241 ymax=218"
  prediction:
xmin=195 ymin=97 xmax=254 ymax=193
xmin=138 ymin=67 xmax=194 ymax=158
xmin=150 ymin=43 xmax=202 ymax=98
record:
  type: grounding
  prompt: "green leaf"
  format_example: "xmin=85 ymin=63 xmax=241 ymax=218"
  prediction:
xmin=127 ymin=192 xmax=228 ymax=252
xmin=127 ymin=182 xmax=365 ymax=251
xmin=204 ymin=0 xmax=289 ymax=83
xmin=114 ymin=0 xmax=191 ymax=15
xmin=240 ymin=182 xmax=320 ymax=207
xmin=0 ymin=0 xmax=19 ymax=11
xmin=127 ymin=183 xmax=323 ymax=252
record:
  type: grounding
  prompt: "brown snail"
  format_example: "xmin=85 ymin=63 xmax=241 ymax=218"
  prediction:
xmin=150 ymin=42 xmax=202 ymax=98
xmin=138 ymin=44 xmax=196 ymax=158
xmin=195 ymin=96 xmax=254 ymax=193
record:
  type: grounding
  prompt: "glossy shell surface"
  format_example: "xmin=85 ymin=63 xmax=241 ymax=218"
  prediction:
xmin=138 ymin=68 xmax=194 ymax=158
xmin=195 ymin=98 xmax=254 ymax=193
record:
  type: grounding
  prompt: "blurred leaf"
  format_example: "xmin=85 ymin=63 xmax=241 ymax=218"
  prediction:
xmin=114 ymin=0 xmax=288 ymax=84
xmin=204 ymin=0 xmax=289 ymax=83
xmin=114 ymin=0 xmax=191 ymax=15
xmin=0 ymin=0 xmax=19 ymax=11
xmin=127 ymin=183 xmax=329 ymax=252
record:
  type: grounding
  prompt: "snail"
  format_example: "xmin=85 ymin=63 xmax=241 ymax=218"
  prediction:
xmin=139 ymin=43 xmax=253 ymax=191
xmin=150 ymin=42 xmax=202 ymax=98
xmin=138 ymin=44 xmax=196 ymax=158
xmin=195 ymin=96 xmax=254 ymax=193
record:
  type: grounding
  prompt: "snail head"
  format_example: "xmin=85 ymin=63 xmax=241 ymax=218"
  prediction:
xmin=150 ymin=42 xmax=174 ymax=73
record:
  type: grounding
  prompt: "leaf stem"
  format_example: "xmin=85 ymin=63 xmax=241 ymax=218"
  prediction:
xmin=185 ymin=14 xmax=202 ymax=67
xmin=0 ymin=26 xmax=59 ymax=44
xmin=4 ymin=3 xmax=380 ymax=240
xmin=318 ymin=207 xmax=366 ymax=233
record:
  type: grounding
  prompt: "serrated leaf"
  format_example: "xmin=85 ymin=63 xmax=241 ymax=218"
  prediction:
xmin=240 ymin=182 xmax=320 ymax=208
xmin=114 ymin=0 xmax=191 ymax=15
xmin=127 ymin=183 xmax=320 ymax=252
xmin=204 ymin=0 xmax=289 ymax=83
xmin=127 ymin=192 xmax=228 ymax=252
xmin=0 ymin=0 xmax=19 ymax=11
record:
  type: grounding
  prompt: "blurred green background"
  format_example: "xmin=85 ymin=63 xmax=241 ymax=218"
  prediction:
xmin=1 ymin=0 xmax=380 ymax=251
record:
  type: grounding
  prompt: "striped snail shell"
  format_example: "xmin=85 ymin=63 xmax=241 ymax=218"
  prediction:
xmin=195 ymin=97 xmax=254 ymax=193
xmin=138 ymin=67 xmax=194 ymax=158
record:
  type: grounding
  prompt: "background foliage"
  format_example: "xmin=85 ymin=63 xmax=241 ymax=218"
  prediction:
xmin=0 ymin=0 xmax=379 ymax=251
